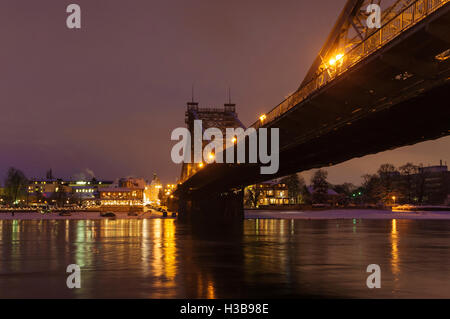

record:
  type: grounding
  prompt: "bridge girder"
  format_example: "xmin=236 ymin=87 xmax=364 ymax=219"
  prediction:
xmin=301 ymin=0 xmax=417 ymax=89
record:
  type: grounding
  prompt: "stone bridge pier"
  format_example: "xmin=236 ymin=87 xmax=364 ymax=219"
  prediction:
xmin=171 ymin=189 xmax=244 ymax=224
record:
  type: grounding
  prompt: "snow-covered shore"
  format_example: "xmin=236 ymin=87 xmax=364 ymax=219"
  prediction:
xmin=1 ymin=209 xmax=450 ymax=221
xmin=0 ymin=210 xmax=171 ymax=220
xmin=245 ymin=209 xmax=450 ymax=220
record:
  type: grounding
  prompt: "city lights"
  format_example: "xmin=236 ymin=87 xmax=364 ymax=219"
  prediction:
xmin=1 ymin=0 xmax=449 ymax=303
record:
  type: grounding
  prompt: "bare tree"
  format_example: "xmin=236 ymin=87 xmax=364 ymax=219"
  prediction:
xmin=311 ymin=169 xmax=329 ymax=204
xmin=399 ymin=163 xmax=419 ymax=203
xmin=4 ymin=167 xmax=28 ymax=206
xmin=280 ymin=174 xmax=305 ymax=204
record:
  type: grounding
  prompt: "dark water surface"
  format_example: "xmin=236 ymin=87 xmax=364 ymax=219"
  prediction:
xmin=1 ymin=218 xmax=449 ymax=298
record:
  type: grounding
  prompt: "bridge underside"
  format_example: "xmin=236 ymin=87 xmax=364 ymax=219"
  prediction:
xmin=180 ymin=77 xmax=449 ymax=195
xmin=173 ymin=189 xmax=244 ymax=223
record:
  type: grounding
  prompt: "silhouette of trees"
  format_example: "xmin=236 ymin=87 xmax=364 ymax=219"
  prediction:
xmin=399 ymin=163 xmax=419 ymax=203
xmin=376 ymin=164 xmax=401 ymax=204
xmin=280 ymin=174 xmax=305 ymax=204
xmin=244 ymin=185 xmax=262 ymax=208
xmin=359 ymin=163 xmax=419 ymax=205
xmin=4 ymin=167 xmax=28 ymax=206
xmin=333 ymin=182 xmax=356 ymax=205
xmin=333 ymin=182 xmax=356 ymax=197
xmin=46 ymin=169 xmax=54 ymax=180
xmin=311 ymin=169 xmax=329 ymax=204
xmin=361 ymin=174 xmax=381 ymax=204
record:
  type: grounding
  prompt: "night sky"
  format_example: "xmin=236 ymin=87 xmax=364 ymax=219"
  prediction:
xmin=1 ymin=0 xmax=449 ymax=185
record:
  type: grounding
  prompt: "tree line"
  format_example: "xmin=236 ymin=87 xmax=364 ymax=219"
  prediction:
xmin=0 ymin=167 xmax=74 ymax=207
xmin=245 ymin=162 xmax=447 ymax=207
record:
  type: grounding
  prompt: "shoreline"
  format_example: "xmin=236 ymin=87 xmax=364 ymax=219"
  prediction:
xmin=1 ymin=208 xmax=450 ymax=220
xmin=246 ymin=208 xmax=450 ymax=220
xmin=0 ymin=210 xmax=172 ymax=220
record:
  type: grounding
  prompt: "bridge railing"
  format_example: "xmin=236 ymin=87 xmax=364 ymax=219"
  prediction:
xmin=251 ymin=0 xmax=449 ymax=129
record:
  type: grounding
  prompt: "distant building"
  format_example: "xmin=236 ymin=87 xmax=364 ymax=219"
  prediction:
xmin=119 ymin=177 xmax=147 ymax=189
xmin=160 ymin=183 xmax=177 ymax=206
xmin=27 ymin=180 xmax=67 ymax=205
xmin=69 ymin=180 xmax=113 ymax=206
xmin=255 ymin=180 xmax=290 ymax=207
xmin=0 ymin=187 xmax=5 ymax=205
xmin=28 ymin=180 xmax=59 ymax=195
xmin=70 ymin=181 xmax=97 ymax=204
xmin=99 ymin=187 xmax=144 ymax=211
xmin=27 ymin=179 xmax=113 ymax=206
xmin=419 ymin=164 xmax=448 ymax=174
xmin=417 ymin=162 xmax=449 ymax=204
xmin=148 ymin=174 xmax=162 ymax=204
xmin=306 ymin=186 xmax=342 ymax=206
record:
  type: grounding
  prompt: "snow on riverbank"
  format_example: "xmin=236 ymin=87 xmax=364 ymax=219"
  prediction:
xmin=245 ymin=209 xmax=450 ymax=220
xmin=1 ymin=209 xmax=450 ymax=221
xmin=0 ymin=210 xmax=172 ymax=220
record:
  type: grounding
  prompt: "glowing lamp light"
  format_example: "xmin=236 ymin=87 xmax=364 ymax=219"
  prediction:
xmin=198 ymin=163 xmax=204 ymax=168
xmin=329 ymin=53 xmax=344 ymax=66
xmin=259 ymin=114 xmax=267 ymax=122
xmin=208 ymin=153 xmax=215 ymax=160
xmin=231 ymin=137 xmax=237 ymax=143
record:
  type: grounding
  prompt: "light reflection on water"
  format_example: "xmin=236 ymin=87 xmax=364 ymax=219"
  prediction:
xmin=0 ymin=218 xmax=449 ymax=298
xmin=391 ymin=220 xmax=400 ymax=279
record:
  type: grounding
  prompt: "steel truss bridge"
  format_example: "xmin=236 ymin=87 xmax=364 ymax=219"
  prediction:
xmin=175 ymin=0 xmax=450 ymax=216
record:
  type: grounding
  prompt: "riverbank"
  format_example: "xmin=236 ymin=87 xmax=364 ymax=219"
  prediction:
xmin=245 ymin=208 xmax=450 ymax=220
xmin=1 ymin=208 xmax=450 ymax=220
xmin=0 ymin=210 xmax=173 ymax=220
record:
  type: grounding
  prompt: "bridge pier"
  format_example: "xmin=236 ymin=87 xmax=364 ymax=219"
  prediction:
xmin=176 ymin=189 xmax=244 ymax=224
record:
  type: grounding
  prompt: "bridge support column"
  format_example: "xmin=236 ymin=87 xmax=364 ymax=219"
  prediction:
xmin=177 ymin=189 xmax=244 ymax=224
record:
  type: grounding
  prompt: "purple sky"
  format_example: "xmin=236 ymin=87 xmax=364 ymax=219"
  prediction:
xmin=0 ymin=0 xmax=449 ymax=185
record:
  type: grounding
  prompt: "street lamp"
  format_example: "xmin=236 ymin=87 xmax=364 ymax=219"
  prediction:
xmin=328 ymin=53 xmax=344 ymax=67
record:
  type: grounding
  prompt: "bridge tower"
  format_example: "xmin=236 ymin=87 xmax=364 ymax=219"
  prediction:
xmin=174 ymin=98 xmax=247 ymax=223
xmin=180 ymin=99 xmax=246 ymax=183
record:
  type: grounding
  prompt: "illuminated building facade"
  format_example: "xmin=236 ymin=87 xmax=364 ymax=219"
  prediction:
xmin=27 ymin=180 xmax=70 ymax=205
xmin=148 ymin=174 xmax=162 ymax=204
xmin=26 ymin=179 xmax=113 ymax=206
xmin=99 ymin=187 xmax=144 ymax=210
xmin=0 ymin=187 xmax=5 ymax=205
xmin=257 ymin=181 xmax=290 ymax=206
xmin=69 ymin=180 xmax=113 ymax=206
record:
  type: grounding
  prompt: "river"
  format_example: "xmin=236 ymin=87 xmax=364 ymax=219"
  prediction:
xmin=0 ymin=215 xmax=449 ymax=298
